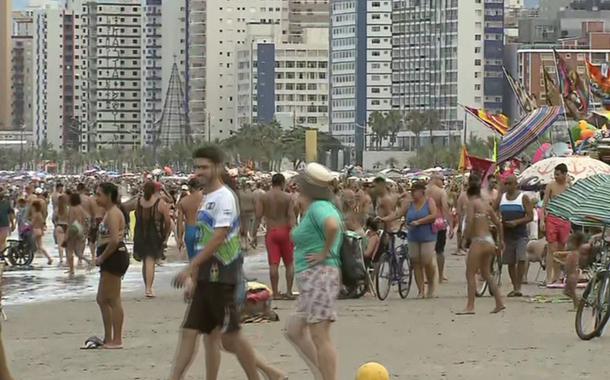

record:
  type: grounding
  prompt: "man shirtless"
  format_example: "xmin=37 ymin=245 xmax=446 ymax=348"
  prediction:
xmin=77 ymin=183 xmax=102 ymax=263
xmin=426 ymin=173 xmax=454 ymax=282
xmin=481 ymin=174 xmax=499 ymax=207
xmin=177 ymin=178 xmax=203 ymax=261
xmin=238 ymin=181 xmax=256 ymax=251
xmin=254 ymin=174 xmax=296 ymax=299
xmin=542 ymin=163 xmax=571 ymax=284
xmin=373 ymin=177 xmax=400 ymax=232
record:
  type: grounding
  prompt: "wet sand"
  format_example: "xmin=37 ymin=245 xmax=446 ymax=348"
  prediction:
xmin=3 ymin=241 xmax=610 ymax=379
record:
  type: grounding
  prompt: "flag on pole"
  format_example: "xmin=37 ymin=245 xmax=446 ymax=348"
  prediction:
xmin=493 ymin=137 xmax=498 ymax=162
xmin=553 ymin=48 xmax=572 ymax=98
xmin=463 ymin=106 xmax=509 ymax=136
xmin=586 ymin=59 xmax=610 ymax=95
xmin=458 ymin=145 xmax=469 ymax=172
xmin=503 ymin=67 xmax=538 ymax=113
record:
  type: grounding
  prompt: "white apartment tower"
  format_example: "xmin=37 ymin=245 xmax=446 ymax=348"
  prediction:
xmin=79 ymin=0 xmax=143 ymax=151
xmin=188 ymin=1 xmax=284 ymax=141
xmin=236 ymin=25 xmax=329 ymax=130
xmin=392 ymin=0 xmax=504 ymax=137
xmin=329 ymin=0 xmax=393 ymax=156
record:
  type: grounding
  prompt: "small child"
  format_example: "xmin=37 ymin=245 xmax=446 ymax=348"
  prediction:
xmin=553 ymin=232 xmax=595 ymax=309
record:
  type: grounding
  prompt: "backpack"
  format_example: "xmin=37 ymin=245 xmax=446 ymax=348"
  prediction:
xmin=311 ymin=203 xmax=367 ymax=286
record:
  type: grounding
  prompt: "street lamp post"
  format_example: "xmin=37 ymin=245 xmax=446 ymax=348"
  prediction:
xmin=354 ymin=122 xmax=366 ymax=167
xmin=19 ymin=124 xmax=25 ymax=171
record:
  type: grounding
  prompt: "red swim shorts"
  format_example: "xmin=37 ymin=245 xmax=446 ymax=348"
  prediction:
xmin=546 ymin=214 xmax=570 ymax=245
xmin=265 ymin=226 xmax=294 ymax=266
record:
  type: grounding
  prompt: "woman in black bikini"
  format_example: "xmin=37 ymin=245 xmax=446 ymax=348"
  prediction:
xmin=95 ymin=182 xmax=129 ymax=349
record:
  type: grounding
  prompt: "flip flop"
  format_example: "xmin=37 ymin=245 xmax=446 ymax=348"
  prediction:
xmin=490 ymin=305 xmax=506 ymax=314
xmin=80 ymin=336 xmax=104 ymax=349
xmin=454 ymin=311 xmax=475 ymax=316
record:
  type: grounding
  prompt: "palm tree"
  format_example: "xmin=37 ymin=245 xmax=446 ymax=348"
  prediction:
xmin=368 ymin=111 xmax=387 ymax=150
xmin=403 ymin=111 xmax=427 ymax=149
xmin=385 ymin=110 xmax=402 ymax=147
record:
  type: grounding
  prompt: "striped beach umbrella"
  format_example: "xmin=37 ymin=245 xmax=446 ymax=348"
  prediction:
xmin=498 ymin=106 xmax=564 ymax=163
xmin=547 ymin=174 xmax=610 ymax=226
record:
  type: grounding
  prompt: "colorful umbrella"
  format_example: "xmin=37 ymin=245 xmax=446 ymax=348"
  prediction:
xmin=546 ymin=174 xmax=610 ymax=226
xmin=498 ymin=106 xmax=564 ymax=163
xmin=518 ymin=156 xmax=610 ymax=188
xmin=532 ymin=143 xmax=551 ymax=163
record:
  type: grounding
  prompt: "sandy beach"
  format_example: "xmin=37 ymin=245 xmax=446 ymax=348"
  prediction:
xmin=3 ymin=240 xmax=610 ymax=380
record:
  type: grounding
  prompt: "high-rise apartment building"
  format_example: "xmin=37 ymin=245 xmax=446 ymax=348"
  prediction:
xmin=142 ymin=0 xmax=188 ymax=146
xmin=0 ymin=0 xmax=12 ymax=130
xmin=236 ymin=25 xmax=329 ymax=130
xmin=283 ymin=0 xmax=330 ymax=43
xmin=188 ymin=1 xmax=284 ymax=141
xmin=329 ymin=0 xmax=392 ymax=162
xmin=77 ymin=0 xmax=143 ymax=151
xmin=391 ymin=0 xmax=504 ymax=138
xmin=11 ymin=11 xmax=35 ymax=133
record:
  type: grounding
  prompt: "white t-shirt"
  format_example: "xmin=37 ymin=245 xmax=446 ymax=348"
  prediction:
xmin=196 ymin=185 xmax=242 ymax=283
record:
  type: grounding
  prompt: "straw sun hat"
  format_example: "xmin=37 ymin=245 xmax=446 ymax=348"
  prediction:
xmin=296 ymin=162 xmax=334 ymax=201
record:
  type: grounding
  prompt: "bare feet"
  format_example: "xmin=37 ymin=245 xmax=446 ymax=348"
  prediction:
xmin=145 ymin=289 xmax=156 ymax=298
xmin=103 ymin=343 xmax=123 ymax=349
xmin=490 ymin=305 xmax=506 ymax=314
xmin=259 ymin=368 xmax=288 ymax=380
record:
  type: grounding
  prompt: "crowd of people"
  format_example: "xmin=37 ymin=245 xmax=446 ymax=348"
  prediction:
xmin=1 ymin=143 xmax=607 ymax=379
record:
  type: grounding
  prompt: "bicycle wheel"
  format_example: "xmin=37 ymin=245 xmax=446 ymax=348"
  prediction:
xmin=475 ymin=254 xmax=501 ymax=297
xmin=7 ymin=245 xmax=31 ymax=266
xmin=575 ymin=273 xmax=610 ymax=340
xmin=398 ymin=253 xmax=412 ymax=299
xmin=375 ymin=253 xmax=392 ymax=301
xmin=488 ymin=255 xmax=502 ymax=296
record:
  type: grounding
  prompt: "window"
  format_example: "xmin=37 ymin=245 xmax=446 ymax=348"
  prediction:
xmin=475 ymin=34 xmax=481 ymax=41
xmin=474 ymin=59 xmax=481 ymax=66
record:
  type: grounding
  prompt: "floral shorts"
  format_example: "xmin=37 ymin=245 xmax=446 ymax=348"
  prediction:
xmin=295 ymin=265 xmax=340 ymax=324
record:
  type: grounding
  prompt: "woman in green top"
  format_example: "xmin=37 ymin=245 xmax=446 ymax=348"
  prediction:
xmin=286 ymin=163 xmax=342 ymax=380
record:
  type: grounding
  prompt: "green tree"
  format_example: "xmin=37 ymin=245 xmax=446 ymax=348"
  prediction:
xmin=403 ymin=111 xmax=427 ymax=149
xmin=368 ymin=111 xmax=388 ymax=150
xmin=385 ymin=110 xmax=402 ymax=147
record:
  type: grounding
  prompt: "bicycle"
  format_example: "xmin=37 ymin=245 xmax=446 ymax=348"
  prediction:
xmin=575 ymin=216 xmax=610 ymax=340
xmin=374 ymin=230 xmax=412 ymax=300
xmin=476 ymin=247 xmax=502 ymax=297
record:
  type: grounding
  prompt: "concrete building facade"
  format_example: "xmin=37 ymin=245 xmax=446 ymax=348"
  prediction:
xmin=391 ymin=0 xmax=504 ymax=141
xmin=11 ymin=11 xmax=35 ymax=133
xmin=236 ymin=26 xmax=329 ymax=131
xmin=142 ymin=0 xmax=188 ymax=146
xmin=80 ymin=0 xmax=143 ymax=151
xmin=329 ymin=0 xmax=393 ymax=158
xmin=188 ymin=0 xmax=284 ymax=142
xmin=0 ymin=0 xmax=12 ymax=130
xmin=517 ymin=21 xmax=610 ymax=106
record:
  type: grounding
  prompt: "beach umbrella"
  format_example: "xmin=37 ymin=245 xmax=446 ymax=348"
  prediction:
xmin=547 ymin=174 xmax=610 ymax=226
xmin=498 ymin=106 xmax=564 ymax=163
xmin=518 ymin=156 xmax=610 ymax=188
xmin=532 ymin=143 xmax=551 ymax=163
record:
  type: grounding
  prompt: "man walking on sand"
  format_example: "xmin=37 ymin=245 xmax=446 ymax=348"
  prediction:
xmin=171 ymin=146 xmax=285 ymax=380
xmin=496 ymin=175 xmax=533 ymax=297
xmin=542 ymin=163 xmax=571 ymax=285
xmin=253 ymin=173 xmax=296 ymax=299
xmin=426 ymin=173 xmax=453 ymax=282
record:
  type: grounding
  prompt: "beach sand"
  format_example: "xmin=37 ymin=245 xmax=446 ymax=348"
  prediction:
xmin=3 ymin=242 xmax=610 ymax=380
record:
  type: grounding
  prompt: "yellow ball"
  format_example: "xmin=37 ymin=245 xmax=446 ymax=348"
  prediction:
xmin=356 ymin=362 xmax=390 ymax=380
